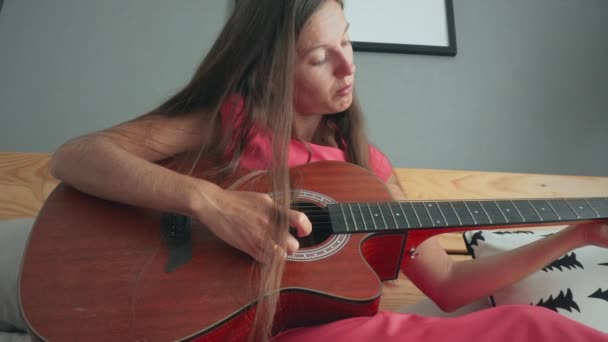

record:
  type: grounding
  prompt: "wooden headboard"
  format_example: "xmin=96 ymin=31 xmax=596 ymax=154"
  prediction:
xmin=0 ymin=152 xmax=58 ymax=220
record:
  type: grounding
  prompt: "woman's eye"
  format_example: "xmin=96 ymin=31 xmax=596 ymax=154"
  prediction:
xmin=311 ymin=55 xmax=327 ymax=66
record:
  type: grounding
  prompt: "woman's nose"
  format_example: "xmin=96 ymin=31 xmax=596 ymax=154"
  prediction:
xmin=349 ymin=62 xmax=356 ymax=74
xmin=336 ymin=60 xmax=355 ymax=77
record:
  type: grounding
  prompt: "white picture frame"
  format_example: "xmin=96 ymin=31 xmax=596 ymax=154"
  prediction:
xmin=344 ymin=0 xmax=457 ymax=56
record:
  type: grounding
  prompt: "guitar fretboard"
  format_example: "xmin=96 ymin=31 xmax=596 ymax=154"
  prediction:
xmin=327 ymin=197 xmax=608 ymax=234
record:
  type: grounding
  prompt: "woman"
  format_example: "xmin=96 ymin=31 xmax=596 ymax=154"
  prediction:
xmin=3 ymin=0 xmax=607 ymax=341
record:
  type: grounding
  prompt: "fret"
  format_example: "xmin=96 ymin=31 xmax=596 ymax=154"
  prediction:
xmin=510 ymin=200 xmax=526 ymax=222
xmin=529 ymin=200 xmax=559 ymax=221
xmin=438 ymin=202 xmax=462 ymax=227
xmin=422 ymin=202 xmax=435 ymax=227
xmin=356 ymin=204 xmax=369 ymax=231
xmin=480 ymin=201 xmax=507 ymax=224
xmin=338 ymin=204 xmax=349 ymax=232
xmin=495 ymin=201 xmax=523 ymax=223
xmin=564 ymin=199 xmax=597 ymax=220
xmin=347 ymin=203 xmax=363 ymax=231
xmin=451 ymin=202 xmax=476 ymax=226
xmin=361 ymin=203 xmax=377 ymax=230
xmin=400 ymin=202 xmax=421 ymax=228
xmin=436 ymin=202 xmax=450 ymax=225
xmin=528 ymin=200 xmax=544 ymax=221
xmin=546 ymin=200 xmax=562 ymax=220
xmin=328 ymin=204 xmax=348 ymax=233
xmin=376 ymin=203 xmax=389 ymax=229
xmin=545 ymin=201 xmax=561 ymax=220
xmin=564 ymin=200 xmax=580 ymax=219
xmin=583 ymin=199 xmax=600 ymax=218
xmin=587 ymin=198 xmax=608 ymax=217
xmin=480 ymin=203 xmax=493 ymax=223
xmin=340 ymin=203 xmax=357 ymax=231
xmin=464 ymin=202 xmax=492 ymax=225
xmin=512 ymin=200 xmax=540 ymax=222
xmin=412 ymin=202 xmax=434 ymax=228
xmin=424 ymin=202 xmax=447 ymax=227
xmin=383 ymin=203 xmax=400 ymax=229
xmin=389 ymin=203 xmax=410 ymax=228
xmin=366 ymin=203 xmax=381 ymax=230
xmin=547 ymin=199 xmax=578 ymax=221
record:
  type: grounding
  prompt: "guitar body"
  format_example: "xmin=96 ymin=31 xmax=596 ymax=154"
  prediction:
xmin=19 ymin=161 xmax=406 ymax=341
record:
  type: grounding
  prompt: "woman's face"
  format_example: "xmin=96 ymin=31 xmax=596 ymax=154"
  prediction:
xmin=294 ymin=1 xmax=355 ymax=116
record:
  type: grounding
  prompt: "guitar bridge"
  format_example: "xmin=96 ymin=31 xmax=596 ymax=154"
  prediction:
xmin=161 ymin=212 xmax=192 ymax=272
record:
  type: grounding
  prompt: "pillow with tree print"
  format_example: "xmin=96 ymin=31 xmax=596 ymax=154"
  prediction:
xmin=463 ymin=228 xmax=608 ymax=333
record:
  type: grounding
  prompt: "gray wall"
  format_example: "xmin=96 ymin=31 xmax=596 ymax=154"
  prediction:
xmin=1 ymin=1 xmax=607 ymax=176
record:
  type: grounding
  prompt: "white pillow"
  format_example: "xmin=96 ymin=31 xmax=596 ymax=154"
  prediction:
xmin=463 ymin=228 xmax=608 ymax=333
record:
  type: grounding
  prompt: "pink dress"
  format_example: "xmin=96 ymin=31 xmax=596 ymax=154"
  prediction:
xmin=220 ymin=95 xmax=393 ymax=182
xmin=274 ymin=306 xmax=608 ymax=341
xmin=221 ymin=97 xmax=608 ymax=341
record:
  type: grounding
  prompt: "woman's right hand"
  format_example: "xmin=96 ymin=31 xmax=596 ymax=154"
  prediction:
xmin=196 ymin=185 xmax=312 ymax=263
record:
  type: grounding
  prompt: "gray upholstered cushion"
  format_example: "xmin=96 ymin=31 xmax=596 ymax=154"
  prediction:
xmin=0 ymin=218 xmax=34 ymax=337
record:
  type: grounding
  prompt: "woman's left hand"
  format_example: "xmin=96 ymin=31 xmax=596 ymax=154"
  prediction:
xmin=574 ymin=222 xmax=608 ymax=248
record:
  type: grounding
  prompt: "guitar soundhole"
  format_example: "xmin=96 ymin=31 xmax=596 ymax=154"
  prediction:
xmin=290 ymin=201 xmax=332 ymax=248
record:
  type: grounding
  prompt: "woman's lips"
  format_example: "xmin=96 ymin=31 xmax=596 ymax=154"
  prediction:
xmin=337 ymin=83 xmax=353 ymax=96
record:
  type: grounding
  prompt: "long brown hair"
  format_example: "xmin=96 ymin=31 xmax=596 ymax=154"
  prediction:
xmin=155 ymin=0 xmax=369 ymax=340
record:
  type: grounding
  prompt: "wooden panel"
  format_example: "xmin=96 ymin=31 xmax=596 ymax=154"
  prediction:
xmin=394 ymin=168 xmax=608 ymax=200
xmin=0 ymin=152 xmax=58 ymax=220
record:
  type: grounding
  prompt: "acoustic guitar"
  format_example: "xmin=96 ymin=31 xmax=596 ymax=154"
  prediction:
xmin=19 ymin=161 xmax=608 ymax=341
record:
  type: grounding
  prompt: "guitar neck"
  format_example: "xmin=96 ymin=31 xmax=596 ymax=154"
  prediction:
xmin=328 ymin=197 xmax=608 ymax=234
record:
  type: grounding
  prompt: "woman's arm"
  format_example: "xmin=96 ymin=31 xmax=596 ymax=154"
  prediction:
xmin=50 ymin=112 xmax=216 ymax=217
xmin=50 ymin=112 xmax=311 ymax=261
xmin=404 ymin=225 xmax=592 ymax=311
xmin=386 ymin=173 xmax=608 ymax=312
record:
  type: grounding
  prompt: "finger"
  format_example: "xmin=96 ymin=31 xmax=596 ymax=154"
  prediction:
xmin=275 ymin=241 xmax=288 ymax=259
xmin=252 ymin=239 xmax=289 ymax=263
xmin=247 ymin=232 xmax=275 ymax=263
xmin=257 ymin=193 xmax=275 ymax=206
xmin=288 ymin=210 xmax=312 ymax=237
xmin=285 ymin=235 xmax=300 ymax=255
xmin=247 ymin=239 xmax=267 ymax=264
